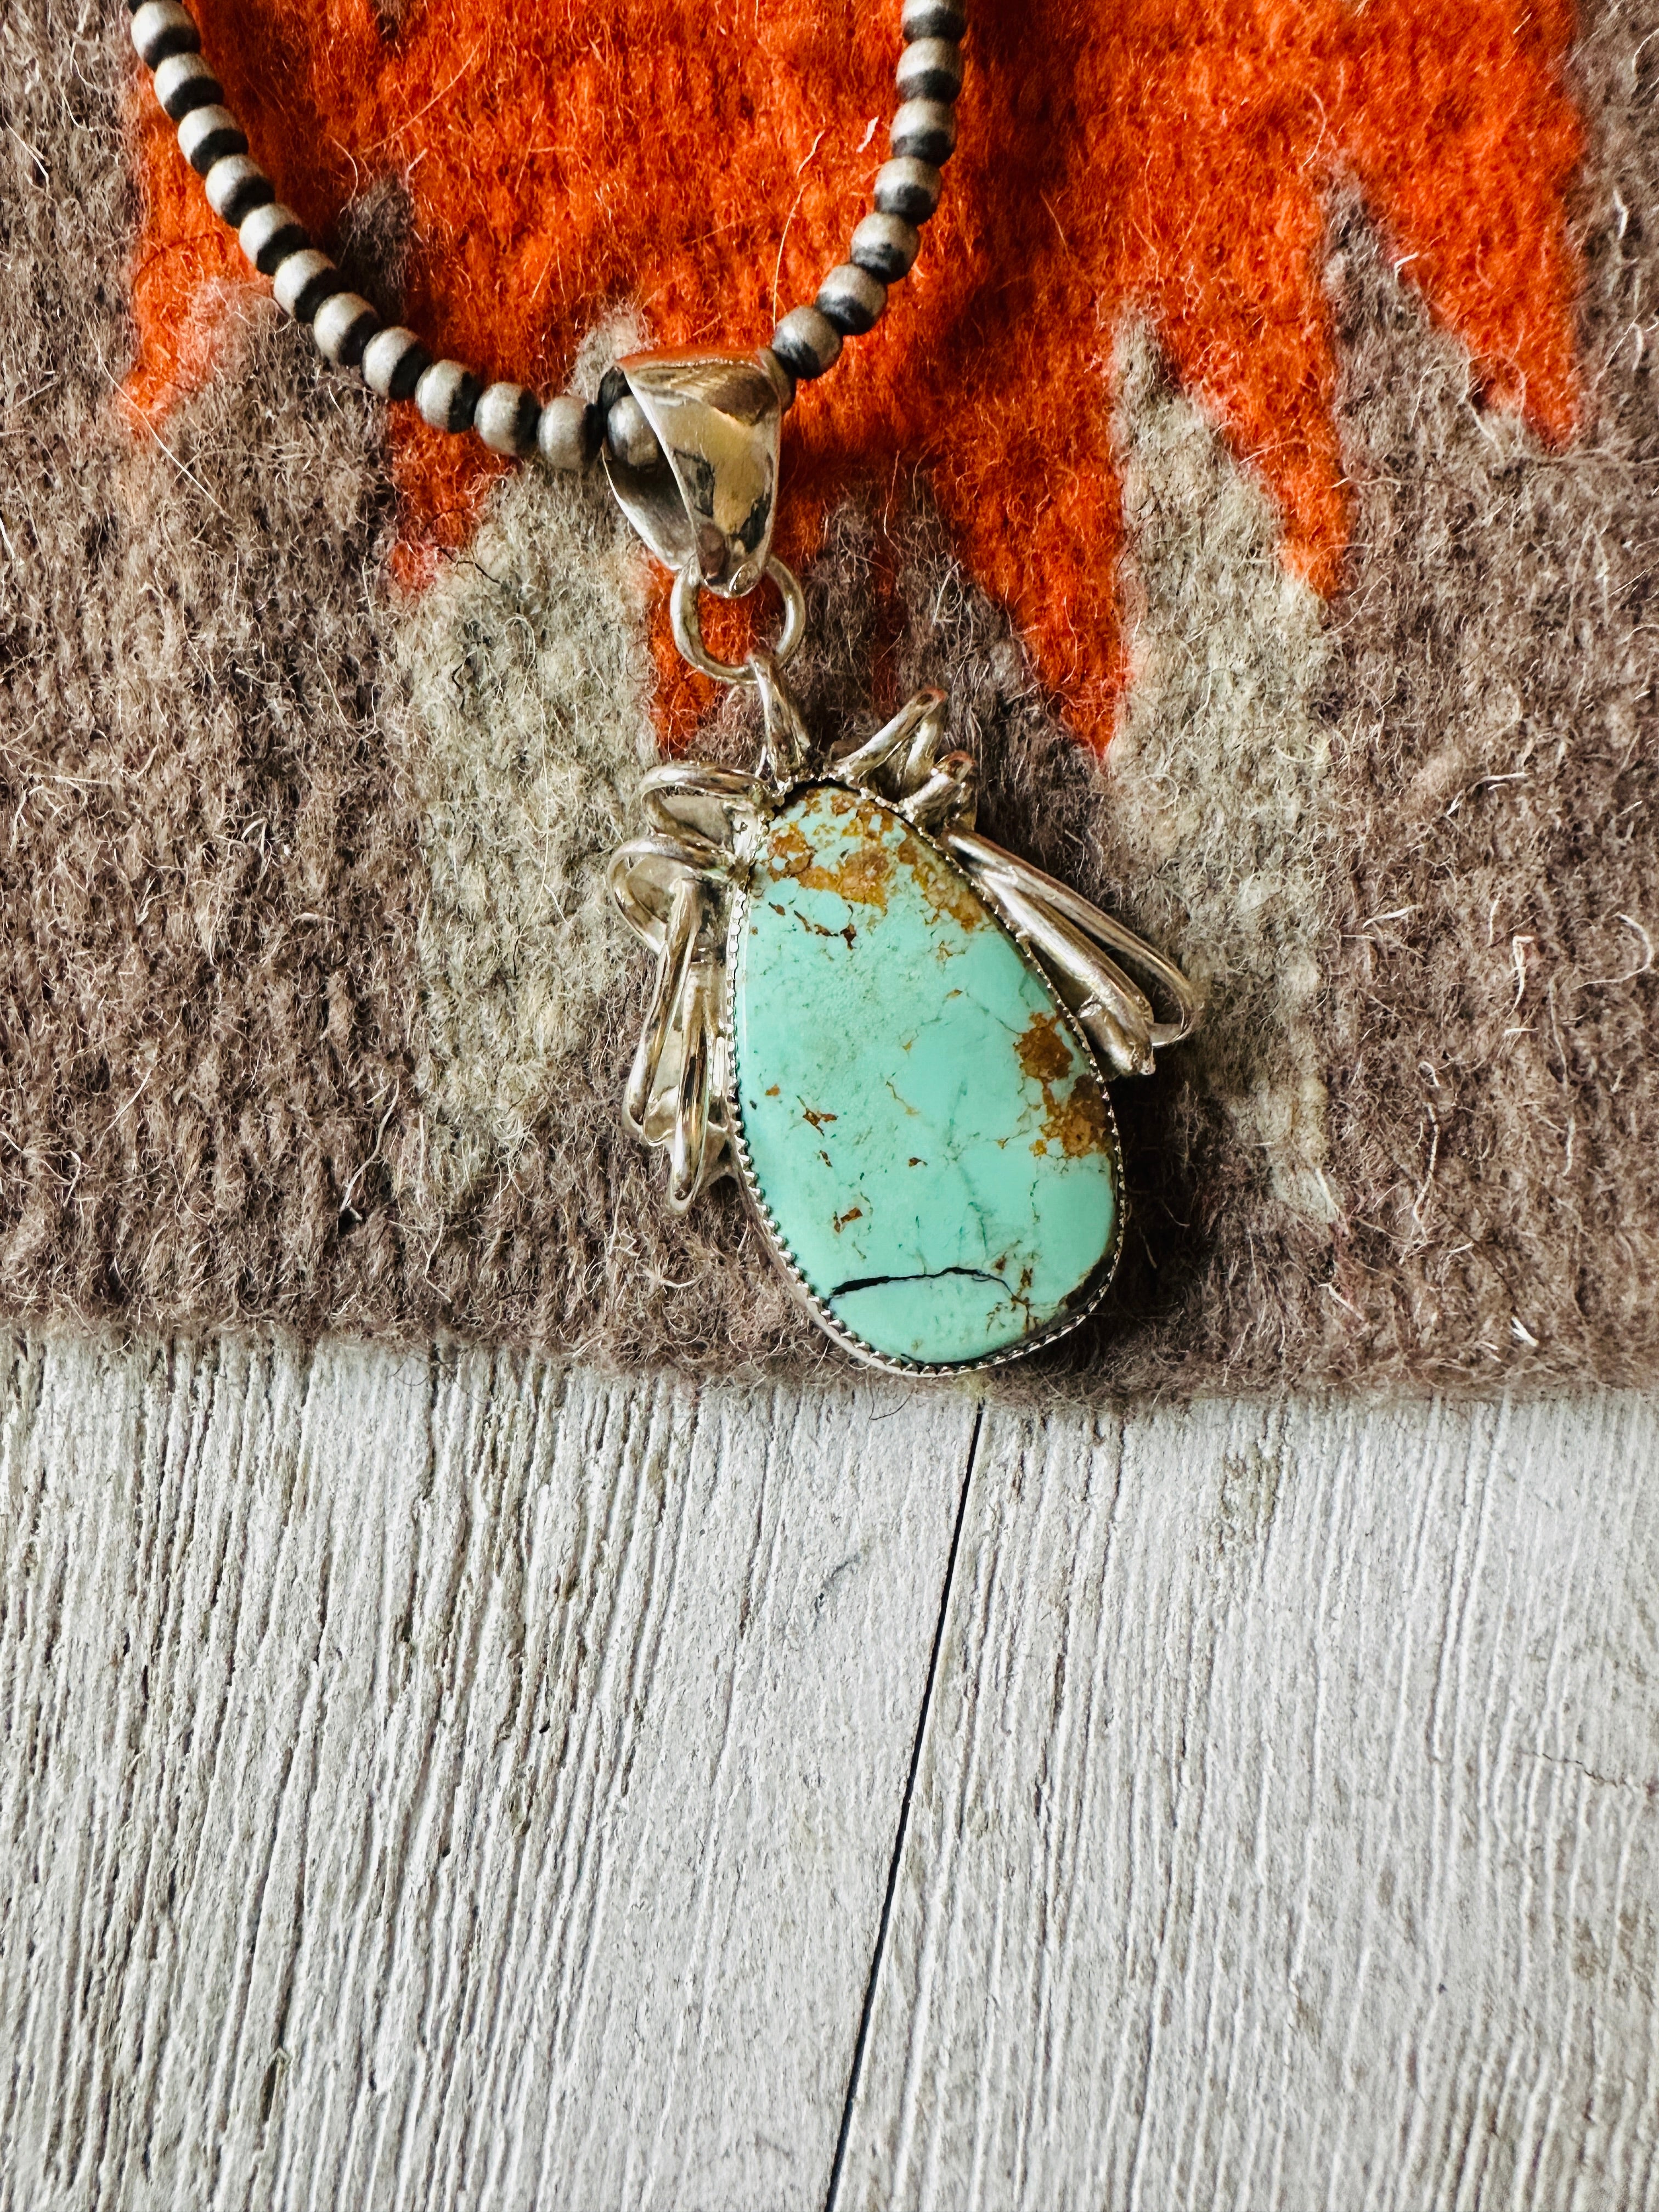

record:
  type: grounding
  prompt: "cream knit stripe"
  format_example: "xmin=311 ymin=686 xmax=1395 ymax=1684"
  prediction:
xmin=1105 ymin=320 xmax=1341 ymax=1232
xmin=404 ymin=461 xmax=656 ymax=1212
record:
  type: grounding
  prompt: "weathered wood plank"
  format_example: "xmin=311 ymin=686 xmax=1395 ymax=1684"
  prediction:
xmin=6 ymin=1341 xmax=1654 ymax=2210
xmin=838 ymin=1395 xmax=1659 ymax=2211
xmin=0 ymin=1333 xmax=974 ymax=2211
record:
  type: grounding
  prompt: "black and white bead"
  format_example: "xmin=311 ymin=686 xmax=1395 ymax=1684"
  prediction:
xmin=202 ymin=153 xmax=271 ymax=225
xmin=360 ymin=328 xmax=431 ymax=403
xmin=176 ymin=103 xmax=247 ymax=174
xmin=129 ymin=0 xmax=199 ymax=67
xmin=131 ymin=0 xmax=962 ymax=467
xmin=474 ymin=382 xmax=543 ymax=459
xmin=235 ymin=201 xmax=306 ymax=280
xmin=414 ymin=359 xmax=481 ymax=435
xmin=151 ymin=51 xmax=220 ymax=119
xmin=271 ymin=249 xmax=342 ymax=324
xmin=312 ymin=291 xmax=378 ymax=368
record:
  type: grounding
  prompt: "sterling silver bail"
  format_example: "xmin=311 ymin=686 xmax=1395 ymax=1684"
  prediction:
xmin=601 ymin=347 xmax=791 ymax=599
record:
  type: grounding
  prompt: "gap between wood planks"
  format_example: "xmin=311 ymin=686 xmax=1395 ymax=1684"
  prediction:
xmin=825 ymin=1401 xmax=986 ymax=2210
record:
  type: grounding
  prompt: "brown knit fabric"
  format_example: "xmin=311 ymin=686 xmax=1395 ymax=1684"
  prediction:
xmin=0 ymin=0 xmax=1653 ymax=1388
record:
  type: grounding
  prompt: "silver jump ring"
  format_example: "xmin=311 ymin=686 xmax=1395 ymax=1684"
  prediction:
xmin=670 ymin=558 xmax=806 ymax=685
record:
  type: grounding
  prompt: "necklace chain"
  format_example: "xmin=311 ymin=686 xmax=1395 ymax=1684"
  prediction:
xmin=126 ymin=0 xmax=966 ymax=473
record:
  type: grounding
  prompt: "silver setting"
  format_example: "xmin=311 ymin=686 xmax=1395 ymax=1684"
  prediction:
xmin=608 ymin=658 xmax=1203 ymax=1372
xmin=719 ymin=823 xmax=1128 ymax=1379
xmin=601 ymin=347 xmax=790 ymax=597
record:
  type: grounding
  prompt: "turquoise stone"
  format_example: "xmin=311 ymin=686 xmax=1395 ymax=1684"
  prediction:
xmin=731 ymin=782 xmax=1120 ymax=1367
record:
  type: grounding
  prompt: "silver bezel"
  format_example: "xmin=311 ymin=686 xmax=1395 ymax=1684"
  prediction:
xmin=720 ymin=776 xmax=1126 ymax=1379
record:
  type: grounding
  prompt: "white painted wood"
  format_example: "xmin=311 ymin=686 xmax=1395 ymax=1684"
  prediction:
xmin=5 ymin=1341 xmax=1654 ymax=2210
xmin=838 ymin=1395 xmax=1659 ymax=2211
xmin=0 ymin=1331 xmax=973 ymax=2212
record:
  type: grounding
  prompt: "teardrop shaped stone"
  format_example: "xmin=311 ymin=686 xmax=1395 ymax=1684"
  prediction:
xmin=731 ymin=782 xmax=1120 ymax=1368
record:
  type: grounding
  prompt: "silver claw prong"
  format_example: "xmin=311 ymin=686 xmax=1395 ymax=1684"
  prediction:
xmin=753 ymin=650 xmax=812 ymax=785
xmin=625 ymin=874 xmax=701 ymax=1137
xmin=641 ymin=763 xmax=771 ymax=848
xmin=832 ymin=686 xmax=946 ymax=791
xmin=983 ymin=876 xmax=1158 ymax=1076
xmin=947 ymin=830 xmax=1203 ymax=1071
xmin=1077 ymin=998 xmax=1154 ymax=1080
xmin=902 ymin=749 xmax=979 ymax=834
xmin=608 ymin=834 xmax=730 ymax=952
xmin=667 ymin=969 xmax=715 ymax=1213
xmin=901 ymin=697 xmax=951 ymax=791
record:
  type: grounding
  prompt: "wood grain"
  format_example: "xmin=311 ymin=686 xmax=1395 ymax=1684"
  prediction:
xmin=837 ymin=1395 xmax=1659 ymax=2210
xmin=4 ymin=1339 xmax=1654 ymax=2209
xmin=0 ymin=1331 xmax=972 ymax=2211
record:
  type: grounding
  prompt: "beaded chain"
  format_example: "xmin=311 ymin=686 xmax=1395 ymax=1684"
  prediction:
xmin=125 ymin=0 xmax=967 ymax=473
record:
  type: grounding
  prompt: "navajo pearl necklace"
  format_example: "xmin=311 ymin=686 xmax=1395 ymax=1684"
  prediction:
xmin=127 ymin=0 xmax=966 ymax=467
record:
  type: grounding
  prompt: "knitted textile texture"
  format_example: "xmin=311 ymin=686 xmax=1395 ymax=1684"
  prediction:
xmin=0 ymin=0 xmax=1654 ymax=1390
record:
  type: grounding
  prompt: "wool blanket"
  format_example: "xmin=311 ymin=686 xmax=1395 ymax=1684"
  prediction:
xmin=0 ymin=0 xmax=1654 ymax=1387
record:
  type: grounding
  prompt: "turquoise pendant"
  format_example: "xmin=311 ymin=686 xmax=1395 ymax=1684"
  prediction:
xmin=610 ymin=660 xmax=1198 ymax=1376
xmin=730 ymin=783 xmax=1120 ymax=1368
xmin=600 ymin=351 xmax=1198 ymax=1372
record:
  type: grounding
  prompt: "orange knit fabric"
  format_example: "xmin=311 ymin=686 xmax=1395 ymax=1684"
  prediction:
xmin=124 ymin=0 xmax=1583 ymax=752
